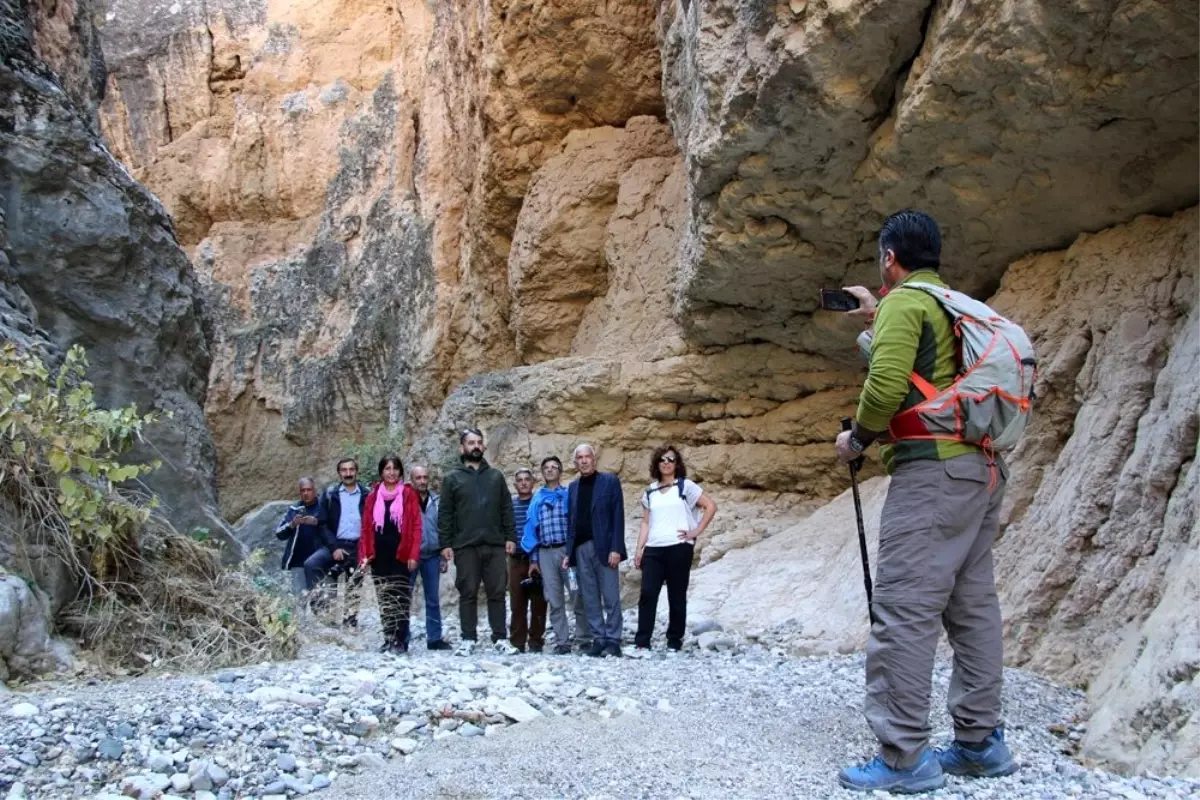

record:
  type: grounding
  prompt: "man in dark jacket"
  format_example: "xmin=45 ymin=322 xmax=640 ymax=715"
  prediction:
xmin=438 ymin=428 xmax=518 ymax=655
xmin=564 ymin=444 xmax=626 ymax=657
xmin=274 ymin=477 xmax=324 ymax=603
xmin=305 ymin=458 xmax=368 ymax=625
xmin=407 ymin=464 xmax=451 ymax=650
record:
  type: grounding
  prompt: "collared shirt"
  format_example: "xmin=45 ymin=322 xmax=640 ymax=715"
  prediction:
xmin=536 ymin=489 xmax=569 ymax=549
xmin=336 ymin=484 xmax=363 ymax=541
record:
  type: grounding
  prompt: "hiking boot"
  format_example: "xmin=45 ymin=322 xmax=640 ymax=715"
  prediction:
xmin=838 ymin=751 xmax=945 ymax=794
xmin=493 ymin=639 xmax=520 ymax=656
xmin=585 ymin=643 xmax=605 ymax=658
xmin=936 ymin=728 xmax=1018 ymax=778
xmin=427 ymin=640 xmax=453 ymax=651
xmin=553 ymin=644 xmax=572 ymax=655
xmin=453 ymin=639 xmax=476 ymax=657
xmin=602 ymin=643 xmax=622 ymax=658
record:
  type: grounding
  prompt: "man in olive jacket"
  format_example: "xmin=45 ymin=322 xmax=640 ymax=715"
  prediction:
xmin=438 ymin=428 xmax=518 ymax=654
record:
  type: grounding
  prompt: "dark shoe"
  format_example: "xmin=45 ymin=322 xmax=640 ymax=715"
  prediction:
xmin=553 ymin=645 xmax=571 ymax=655
xmin=602 ymin=643 xmax=622 ymax=658
xmin=585 ymin=643 xmax=605 ymax=658
xmin=838 ymin=751 xmax=945 ymax=794
xmin=530 ymin=643 xmax=544 ymax=653
xmin=427 ymin=640 xmax=453 ymax=651
xmin=378 ymin=640 xmax=394 ymax=653
xmin=389 ymin=641 xmax=409 ymax=655
xmin=936 ymin=728 xmax=1018 ymax=778
xmin=666 ymin=639 xmax=682 ymax=652
xmin=342 ymin=615 xmax=358 ymax=629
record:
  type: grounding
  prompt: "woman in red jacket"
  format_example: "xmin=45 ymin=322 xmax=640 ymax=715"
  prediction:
xmin=360 ymin=455 xmax=421 ymax=653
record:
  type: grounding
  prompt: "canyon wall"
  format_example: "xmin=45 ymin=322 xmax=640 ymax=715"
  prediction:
xmin=1 ymin=0 xmax=229 ymax=544
xmin=91 ymin=0 xmax=1197 ymax=775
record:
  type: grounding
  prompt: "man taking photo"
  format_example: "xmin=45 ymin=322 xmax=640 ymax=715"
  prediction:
xmin=835 ymin=210 xmax=1016 ymax=793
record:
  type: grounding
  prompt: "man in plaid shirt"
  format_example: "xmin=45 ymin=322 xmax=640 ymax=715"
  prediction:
xmin=522 ymin=456 xmax=586 ymax=655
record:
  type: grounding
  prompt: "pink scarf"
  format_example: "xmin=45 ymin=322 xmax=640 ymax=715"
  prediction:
xmin=373 ymin=482 xmax=405 ymax=533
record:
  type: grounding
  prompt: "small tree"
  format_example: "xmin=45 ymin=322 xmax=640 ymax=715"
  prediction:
xmin=0 ymin=343 xmax=160 ymax=584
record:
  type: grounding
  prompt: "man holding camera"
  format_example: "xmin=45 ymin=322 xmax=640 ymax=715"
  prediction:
xmin=508 ymin=468 xmax=547 ymax=653
xmin=274 ymin=477 xmax=326 ymax=601
xmin=834 ymin=211 xmax=1016 ymax=793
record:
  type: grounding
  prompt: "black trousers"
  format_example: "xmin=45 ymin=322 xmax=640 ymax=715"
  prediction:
xmin=372 ymin=558 xmax=411 ymax=646
xmin=634 ymin=543 xmax=694 ymax=648
xmin=454 ymin=544 xmax=508 ymax=642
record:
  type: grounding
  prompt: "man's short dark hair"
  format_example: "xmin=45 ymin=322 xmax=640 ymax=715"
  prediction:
xmin=336 ymin=457 xmax=358 ymax=472
xmin=540 ymin=456 xmax=563 ymax=471
xmin=879 ymin=210 xmax=942 ymax=271
xmin=460 ymin=427 xmax=484 ymax=444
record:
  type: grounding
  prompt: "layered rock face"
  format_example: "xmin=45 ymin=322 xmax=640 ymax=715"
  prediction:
xmin=1 ymin=0 xmax=227 ymax=542
xmin=97 ymin=0 xmax=664 ymax=517
xmin=658 ymin=0 xmax=1198 ymax=354
xmin=991 ymin=209 xmax=1198 ymax=777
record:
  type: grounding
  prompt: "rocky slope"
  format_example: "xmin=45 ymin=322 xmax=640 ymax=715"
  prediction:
xmin=91 ymin=0 xmax=1198 ymax=778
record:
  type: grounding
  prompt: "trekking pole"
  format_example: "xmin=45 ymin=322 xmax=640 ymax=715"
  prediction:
xmin=841 ymin=418 xmax=877 ymax=626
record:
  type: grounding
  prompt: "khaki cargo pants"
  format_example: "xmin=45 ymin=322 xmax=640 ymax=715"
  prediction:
xmin=866 ymin=451 xmax=1006 ymax=769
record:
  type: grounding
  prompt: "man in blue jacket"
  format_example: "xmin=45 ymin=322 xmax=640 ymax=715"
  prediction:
xmin=564 ymin=444 xmax=626 ymax=657
xmin=274 ymin=477 xmax=325 ymax=604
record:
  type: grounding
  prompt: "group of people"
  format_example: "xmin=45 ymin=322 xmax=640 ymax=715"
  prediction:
xmin=275 ymin=209 xmax=1021 ymax=794
xmin=274 ymin=431 xmax=717 ymax=659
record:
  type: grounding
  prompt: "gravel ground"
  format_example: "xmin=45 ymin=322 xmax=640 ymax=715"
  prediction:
xmin=1 ymin=607 xmax=1197 ymax=800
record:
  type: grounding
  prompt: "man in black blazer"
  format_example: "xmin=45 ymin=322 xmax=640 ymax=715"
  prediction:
xmin=564 ymin=443 xmax=627 ymax=657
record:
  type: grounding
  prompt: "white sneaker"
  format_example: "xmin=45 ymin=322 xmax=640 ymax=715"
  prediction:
xmin=493 ymin=639 xmax=519 ymax=656
xmin=628 ymin=647 xmax=652 ymax=659
xmin=453 ymin=640 xmax=477 ymax=657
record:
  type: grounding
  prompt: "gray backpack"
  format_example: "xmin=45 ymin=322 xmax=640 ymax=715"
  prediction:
xmin=869 ymin=283 xmax=1038 ymax=451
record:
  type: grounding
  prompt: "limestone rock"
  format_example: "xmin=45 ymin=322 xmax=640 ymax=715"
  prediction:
xmin=232 ymin=502 xmax=295 ymax=558
xmin=657 ymin=0 xmax=1198 ymax=353
xmin=0 ymin=575 xmax=70 ymax=683
xmin=990 ymin=208 xmax=1199 ymax=775
xmin=688 ymin=477 xmax=889 ymax=655
xmin=95 ymin=0 xmax=665 ymax=517
xmin=509 ymin=117 xmax=678 ymax=362
xmin=1 ymin=0 xmax=231 ymax=545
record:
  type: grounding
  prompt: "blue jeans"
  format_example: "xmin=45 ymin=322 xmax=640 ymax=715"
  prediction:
xmin=406 ymin=554 xmax=444 ymax=644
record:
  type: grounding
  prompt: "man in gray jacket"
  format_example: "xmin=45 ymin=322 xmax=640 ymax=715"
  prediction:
xmin=408 ymin=465 xmax=451 ymax=650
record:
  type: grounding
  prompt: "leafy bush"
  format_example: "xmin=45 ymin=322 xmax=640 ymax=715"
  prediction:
xmin=0 ymin=343 xmax=296 ymax=671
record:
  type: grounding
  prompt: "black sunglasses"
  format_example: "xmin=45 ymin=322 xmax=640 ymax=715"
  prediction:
xmin=659 ymin=454 xmax=677 ymax=463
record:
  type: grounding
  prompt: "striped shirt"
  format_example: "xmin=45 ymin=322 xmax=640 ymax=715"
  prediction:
xmin=511 ymin=497 xmax=532 ymax=551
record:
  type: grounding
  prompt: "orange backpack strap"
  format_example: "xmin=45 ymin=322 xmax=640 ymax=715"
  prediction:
xmin=909 ymin=371 xmax=940 ymax=401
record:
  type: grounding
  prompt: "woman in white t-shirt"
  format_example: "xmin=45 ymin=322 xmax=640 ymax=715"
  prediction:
xmin=631 ymin=444 xmax=717 ymax=654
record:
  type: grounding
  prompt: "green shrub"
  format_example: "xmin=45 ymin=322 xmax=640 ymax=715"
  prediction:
xmin=0 ymin=343 xmax=296 ymax=671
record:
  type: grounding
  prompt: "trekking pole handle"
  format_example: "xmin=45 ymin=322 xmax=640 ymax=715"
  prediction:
xmin=840 ymin=417 xmax=865 ymax=472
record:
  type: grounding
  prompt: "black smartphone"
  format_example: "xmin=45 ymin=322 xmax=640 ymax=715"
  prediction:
xmin=819 ymin=289 xmax=860 ymax=312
